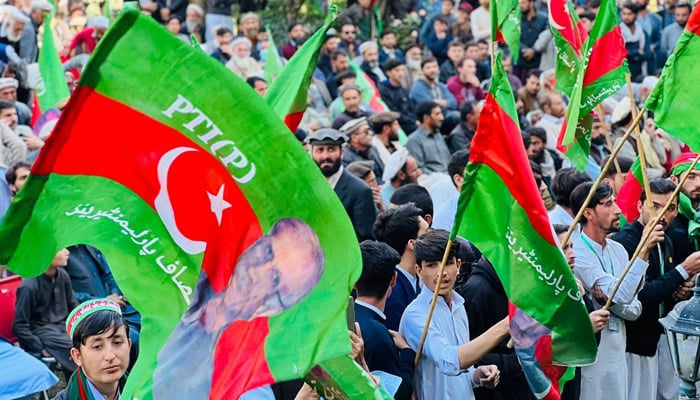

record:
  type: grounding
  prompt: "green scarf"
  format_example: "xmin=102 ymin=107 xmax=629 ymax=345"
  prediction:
xmin=65 ymin=367 xmax=126 ymax=400
xmin=679 ymin=192 xmax=700 ymax=251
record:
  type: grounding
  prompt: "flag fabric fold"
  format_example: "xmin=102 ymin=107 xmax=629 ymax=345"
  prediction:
xmin=36 ymin=9 xmax=70 ymax=113
xmin=556 ymin=0 xmax=627 ymax=170
xmin=264 ymin=7 xmax=337 ymax=132
xmin=491 ymin=0 xmax=521 ymax=63
xmin=263 ymin=24 xmax=284 ymax=83
xmin=0 ymin=10 xmax=388 ymax=400
xmin=451 ymin=53 xmax=597 ymax=399
xmin=645 ymin=5 xmax=700 ymax=151
xmin=549 ymin=0 xmax=588 ymax=94
xmin=617 ymin=157 xmax=643 ymax=225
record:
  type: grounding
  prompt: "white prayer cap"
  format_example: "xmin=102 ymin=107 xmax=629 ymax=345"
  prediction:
xmin=358 ymin=41 xmax=378 ymax=55
xmin=231 ymin=36 xmax=252 ymax=50
xmin=30 ymin=0 xmax=53 ymax=12
xmin=0 ymin=77 xmax=18 ymax=90
xmin=383 ymin=148 xmax=409 ymax=183
xmin=186 ymin=3 xmax=203 ymax=16
xmin=611 ymin=97 xmax=632 ymax=125
xmin=88 ymin=15 xmax=109 ymax=29
xmin=7 ymin=7 xmax=30 ymax=24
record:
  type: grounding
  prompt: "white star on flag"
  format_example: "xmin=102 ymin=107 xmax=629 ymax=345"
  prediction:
xmin=207 ymin=184 xmax=232 ymax=225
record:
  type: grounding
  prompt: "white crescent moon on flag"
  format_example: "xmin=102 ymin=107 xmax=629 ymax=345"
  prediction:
xmin=548 ymin=0 xmax=566 ymax=31
xmin=154 ymin=146 xmax=207 ymax=255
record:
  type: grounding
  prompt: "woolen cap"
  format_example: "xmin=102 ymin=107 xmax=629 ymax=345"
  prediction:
xmin=611 ymin=97 xmax=632 ymax=125
xmin=369 ymin=111 xmax=400 ymax=125
xmin=305 ymin=128 xmax=347 ymax=145
xmin=347 ymin=160 xmax=375 ymax=178
xmin=339 ymin=117 xmax=368 ymax=136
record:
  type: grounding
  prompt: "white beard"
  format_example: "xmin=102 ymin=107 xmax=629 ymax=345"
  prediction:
xmin=185 ymin=21 xmax=199 ymax=33
xmin=4 ymin=23 xmax=21 ymax=43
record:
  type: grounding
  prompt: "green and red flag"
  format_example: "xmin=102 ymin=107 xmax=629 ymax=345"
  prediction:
xmin=452 ymin=53 xmax=597 ymax=399
xmin=645 ymin=5 xmax=700 ymax=150
xmin=556 ymin=0 xmax=627 ymax=170
xmin=616 ymin=157 xmax=643 ymax=225
xmin=0 ymin=10 xmax=388 ymax=400
xmin=548 ymin=0 xmax=587 ymax=93
xmin=491 ymin=0 xmax=521 ymax=63
xmin=264 ymin=7 xmax=337 ymax=132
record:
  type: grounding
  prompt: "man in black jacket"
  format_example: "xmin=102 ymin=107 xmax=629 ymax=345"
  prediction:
xmin=613 ymin=179 xmax=700 ymax=399
xmin=457 ymin=257 xmax=535 ymax=400
xmin=668 ymin=153 xmax=700 ymax=264
xmin=378 ymin=58 xmax=417 ymax=134
xmin=355 ymin=240 xmax=415 ymax=400
xmin=307 ymin=128 xmax=377 ymax=241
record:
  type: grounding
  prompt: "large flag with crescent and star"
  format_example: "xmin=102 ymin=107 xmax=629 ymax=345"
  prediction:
xmin=451 ymin=53 xmax=597 ymax=400
xmin=0 ymin=10 xmax=389 ymax=400
xmin=555 ymin=0 xmax=627 ymax=170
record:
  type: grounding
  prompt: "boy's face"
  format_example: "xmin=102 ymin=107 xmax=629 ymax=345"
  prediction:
xmin=417 ymin=256 xmax=460 ymax=296
xmin=71 ymin=325 xmax=131 ymax=387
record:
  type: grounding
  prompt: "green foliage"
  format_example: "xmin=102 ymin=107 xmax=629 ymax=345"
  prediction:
xmin=260 ymin=0 xmax=329 ymax=48
xmin=389 ymin=15 xmax=420 ymax=50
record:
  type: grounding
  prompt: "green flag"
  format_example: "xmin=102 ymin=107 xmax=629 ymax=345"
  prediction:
xmin=37 ymin=11 xmax=70 ymax=111
xmin=263 ymin=24 xmax=284 ymax=83
xmin=645 ymin=5 xmax=700 ymax=151
xmin=1 ymin=10 xmax=389 ymax=399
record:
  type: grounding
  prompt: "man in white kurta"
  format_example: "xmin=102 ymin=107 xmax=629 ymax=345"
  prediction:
xmin=569 ymin=182 xmax=661 ymax=400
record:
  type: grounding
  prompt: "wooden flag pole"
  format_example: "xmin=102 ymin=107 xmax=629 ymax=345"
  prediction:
xmin=414 ymin=239 xmax=453 ymax=368
xmin=626 ymin=74 xmax=664 ymax=261
xmin=561 ymin=109 xmax=646 ymax=247
xmin=603 ymin=154 xmax=700 ymax=310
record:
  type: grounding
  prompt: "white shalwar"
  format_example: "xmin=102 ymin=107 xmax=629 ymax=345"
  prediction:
xmin=573 ymin=232 xmax=647 ymax=400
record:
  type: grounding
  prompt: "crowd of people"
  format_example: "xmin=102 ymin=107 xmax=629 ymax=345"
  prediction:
xmin=0 ymin=0 xmax=698 ymax=398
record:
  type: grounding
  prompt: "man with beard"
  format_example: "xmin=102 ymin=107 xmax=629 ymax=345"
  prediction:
xmin=661 ymin=2 xmax=691 ymax=57
xmin=237 ymin=12 xmax=261 ymax=60
xmin=182 ymin=4 xmax=205 ymax=44
xmin=570 ymin=182 xmax=660 ymax=400
xmin=378 ymin=59 xmax=417 ymax=134
xmin=406 ymin=101 xmax=450 ymax=175
xmin=516 ymin=70 xmax=541 ymax=115
xmin=447 ymin=100 xmax=481 ymax=154
xmin=0 ymin=77 xmax=30 ymax=126
xmin=225 ymin=37 xmax=261 ymax=79
xmin=410 ymin=57 xmax=457 ymax=112
xmin=586 ymin=115 xmax=612 ymax=177
xmin=523 ymin=127 xmax=567 ymax=183
xmin=307 ymin=128 xmax=377 ymax=241
xmin=613 ymin=179 xmax=700 ymax=400
xmin=359 ymin=41 xmax=386 ymax=85
xmin=534 ymin=91 xmax=566 ymax=148
xmin=325 ymin=49 xmax=350 ymax=99
xmin=381 ymin=148 xmax=422 ymax=206
xmin=209 ymin=27 xmax=234 ymax=64
xmin=369 ymin=111 xmax=401 ymax=164
xmin=282 ymin=23 xmax=305 ymax=60
xmin=331 ymin=83 xmax=372 ymax=129
xmin=315 ymin=33 xmax=339 ymax=81
xmin=17 ymin=0 xmax=52 ymax=62
xmin=338 ymin=22 xmax=361 ymax=59
xmin=0 ymin=8 xmax=30 ymax=57
xmin=620 ymin=3 xmax=646 ymax=80
xmin=340 ymin=117 xmax=384 ymax=181
xmin=668 ymin=153 xmax=700 ymax=266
